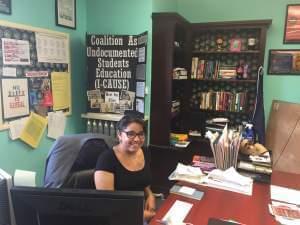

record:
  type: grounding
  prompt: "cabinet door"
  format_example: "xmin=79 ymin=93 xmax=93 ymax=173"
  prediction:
xmin=150 ymin=13 xmax=189 ymax=147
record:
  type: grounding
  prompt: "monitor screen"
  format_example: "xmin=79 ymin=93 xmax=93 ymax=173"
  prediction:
xmin=11 ymin=187 xmax=144 ymax=225
xmin=0 ymin=168 xmax=15 ymax=225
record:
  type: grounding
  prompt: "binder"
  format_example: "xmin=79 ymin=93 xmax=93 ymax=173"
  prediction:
xmin=169 ymin=184 xmax=204 ymax=200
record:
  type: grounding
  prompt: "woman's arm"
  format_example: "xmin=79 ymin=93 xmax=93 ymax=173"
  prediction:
xmin=94 ymin=170 xmax=114 ymax=190
xmin=144 ymin=186 xmax=156 ymax=221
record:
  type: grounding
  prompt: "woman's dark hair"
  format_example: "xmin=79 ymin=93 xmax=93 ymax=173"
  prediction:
xmin=116 ymin=114 xmax=146 ymax=133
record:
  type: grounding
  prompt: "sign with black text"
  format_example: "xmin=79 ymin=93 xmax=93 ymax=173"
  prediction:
xmin=86 ymin=33 xmax=147 ymax=114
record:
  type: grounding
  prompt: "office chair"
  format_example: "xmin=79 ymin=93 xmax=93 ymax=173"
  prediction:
xmin=44 ymin=133 xmax=116 ymax=189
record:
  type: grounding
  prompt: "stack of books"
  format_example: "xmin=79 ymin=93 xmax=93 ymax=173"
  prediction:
xmin=192 ymin=155 xmax=216 ymax=173
xmin=205 ymin=118 xmax=228 ymax=133
xmin=170 ymin=133 xmax=190 ymax=148
xmin=237 ymin=153 xmax=272 ymax=183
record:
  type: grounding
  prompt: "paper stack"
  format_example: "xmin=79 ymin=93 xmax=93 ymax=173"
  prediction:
xmin=206 ymin=124 xmax=242 ymax=170
xmin=202 ymin=167 xmax=253 ymax=195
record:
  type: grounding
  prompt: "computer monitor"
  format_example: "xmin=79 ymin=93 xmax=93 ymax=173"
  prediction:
xmin=11 ymin=186 xmax=144 ymax=225
xmin=0 ymin=168 xmax=16 ymax=225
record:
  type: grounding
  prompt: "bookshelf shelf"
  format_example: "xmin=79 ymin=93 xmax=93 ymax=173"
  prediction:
xmin=191 ymin=79 xmax=257 ymax=83
xmin=150 ymin=12 xmax=271 ymax=148
xmin=193 ymin=50 xmax=260 ymax=54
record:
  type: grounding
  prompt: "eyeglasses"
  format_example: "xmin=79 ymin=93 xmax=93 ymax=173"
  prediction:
xmin=122 ymin=130 xmax=145 ymax=139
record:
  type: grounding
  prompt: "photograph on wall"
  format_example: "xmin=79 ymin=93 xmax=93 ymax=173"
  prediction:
xmin=56 ymin=0 xmax=76 ymax=29
xmin=268 ymin=49 xmax=300 ymax=75
xmin=284 ymin=4 xmax=300 ymax=43
xmin=0 ymin=0 xmax=11 ymax=14
xmin=1 ymin=78 xmax=30 ymax=119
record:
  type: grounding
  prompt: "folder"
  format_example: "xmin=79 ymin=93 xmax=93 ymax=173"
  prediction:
xmin=266 ymin=100 xmax=300 ymax=174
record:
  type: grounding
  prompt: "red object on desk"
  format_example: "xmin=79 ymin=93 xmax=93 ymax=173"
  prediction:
xmin=150 ymin=182 xmax=277 ymax=225
xmin=271 ymin=170 xmax=300 ymax=190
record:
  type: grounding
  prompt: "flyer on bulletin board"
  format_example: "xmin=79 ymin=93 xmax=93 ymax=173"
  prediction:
xmin=51 ymin=72 xmax=70 ymax=110
xmin=20 ymin=112 xmax=47 ymax=148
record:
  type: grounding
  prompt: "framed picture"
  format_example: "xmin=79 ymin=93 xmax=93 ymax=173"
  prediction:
xmin=268 ymin=49 xmax=300 ymax=75
xmin=229 ymin=38 xmax=242 ymax=52
xmin=0 ymin=0 xmax=11 ymax=14
xmin=284 ymin=4 xmax=300 ymax=44
xmin=1 ymin=78 xmax=30 ymax=119
xmin=55 ymin=0 xmax=76 ymax=29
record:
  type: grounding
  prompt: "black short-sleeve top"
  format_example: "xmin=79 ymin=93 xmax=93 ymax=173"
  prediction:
xmin=95 ymin=147 xmax=151 ymax=192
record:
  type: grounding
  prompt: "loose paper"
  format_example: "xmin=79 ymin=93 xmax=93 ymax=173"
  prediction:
xmin=20 ymin=112 xmax=48 ymax=148
xmin=162 ymin=200 xmax=193 ymax=224
xmin=179 ymin=186 xmax=196 ymax=195
xmin=47 ymin=111 xmax=66 ymax=139
xmin=9 ymin=117 xmax=28 ymax=140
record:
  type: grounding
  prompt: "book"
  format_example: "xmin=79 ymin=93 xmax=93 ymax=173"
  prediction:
xmin=237 ymin=161 xmax=272 ymax=175
xmin=170 ymin=184 xmax=204 ymax=200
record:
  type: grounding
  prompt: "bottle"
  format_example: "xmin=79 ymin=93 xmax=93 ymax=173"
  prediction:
xmin=86 ymin=120 xmax=92 ymax=133
xmin=244 ymin=123 xmax=255 ymax=143
xmin=98 ymin=120 xmax=103 ymax=134
xmin=92 ymin=120 xmax=98 ymax=133
xmin=110 ymin=122 xmax=116 ymax=137
xmin=103 ymin=121 xmax=109 ymax=136
xmin=243 ymin=64 xmax=249 ymax=79
xmin=236 ymin=60 xmax=244 ymax=80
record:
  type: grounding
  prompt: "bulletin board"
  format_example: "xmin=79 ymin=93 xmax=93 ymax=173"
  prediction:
xmin=0 ymin=20 xmax=71 ymax=130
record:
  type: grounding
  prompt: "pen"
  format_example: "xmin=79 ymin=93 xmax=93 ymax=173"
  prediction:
xmin=222 ymin=219 xmax=246 ymax=225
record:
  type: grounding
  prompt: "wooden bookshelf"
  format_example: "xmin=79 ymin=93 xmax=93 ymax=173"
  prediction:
xmin=150 ymin=12 xmax=271 ymax=148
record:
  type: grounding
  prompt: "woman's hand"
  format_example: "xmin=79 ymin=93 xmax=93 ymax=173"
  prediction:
xmin=145 ymin=193 xmax=156 ymax=212
xmin=144 ymin=193 xmax=156 ymax=221
xmin=144 ymin=209 xmax=156 ymax=222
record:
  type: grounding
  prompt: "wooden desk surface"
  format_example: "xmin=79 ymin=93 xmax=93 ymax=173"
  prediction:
xmin=150 ymin=182 xmax=277 ymax=225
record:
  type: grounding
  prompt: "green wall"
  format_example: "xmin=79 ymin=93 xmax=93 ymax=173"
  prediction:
xmin=86 ymin=0 xmax=153 ymax=119
xmin=0 ymin=0 xmax=87 ymax=185
xmin=177 ymin=0 xmax=300 ymax=123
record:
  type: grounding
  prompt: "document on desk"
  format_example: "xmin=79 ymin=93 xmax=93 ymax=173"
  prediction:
xmin=271 ymin=185 xmax=300 ymax=205
xmin=201 ymin=167 xmax=253 ymax=196
xmin=161 ymin=200 xmax=193 ymax=224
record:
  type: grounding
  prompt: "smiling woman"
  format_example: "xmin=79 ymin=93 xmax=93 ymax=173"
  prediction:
xmin=94 ymin=114 xmax=156 ymax=222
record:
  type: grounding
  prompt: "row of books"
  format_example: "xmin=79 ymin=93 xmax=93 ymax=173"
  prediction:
xmin=237 ymin=153 xmax=272 ymax=183
xmin=200 ymin=91 xmax=248 ymax=112
xmin=191 ymin=57 xmax=237 ymax=80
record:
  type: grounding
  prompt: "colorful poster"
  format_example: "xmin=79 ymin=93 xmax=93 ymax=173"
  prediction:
xmin=1 ymin=78 xmax=29 ymax=119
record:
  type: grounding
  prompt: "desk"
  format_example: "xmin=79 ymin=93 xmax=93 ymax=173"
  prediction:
xmin=150 ymin=181 xmax=277 ymax=225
